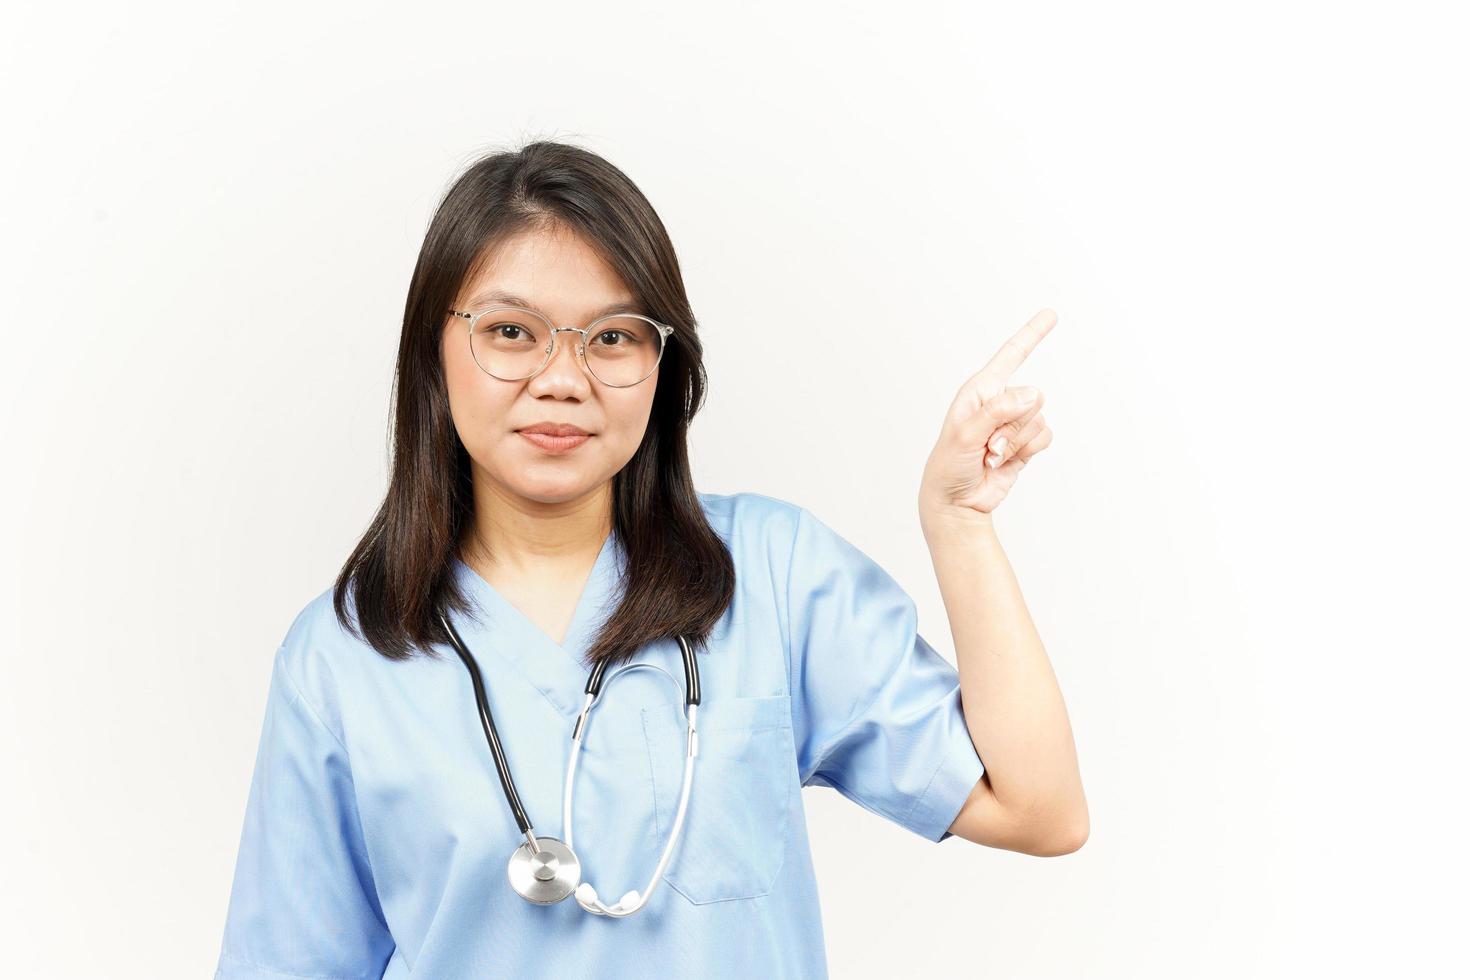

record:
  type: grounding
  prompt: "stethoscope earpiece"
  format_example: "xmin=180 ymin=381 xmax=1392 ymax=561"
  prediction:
xmin=575 ymin=882 xmax=645 ymax=916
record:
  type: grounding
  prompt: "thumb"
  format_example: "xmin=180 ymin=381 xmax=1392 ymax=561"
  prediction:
xmin=979 ymin=386 xmax=1043 ymax=429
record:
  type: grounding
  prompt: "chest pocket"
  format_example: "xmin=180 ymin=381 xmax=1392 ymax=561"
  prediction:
xmin=640 ymin=693 xmax=796 ymax=905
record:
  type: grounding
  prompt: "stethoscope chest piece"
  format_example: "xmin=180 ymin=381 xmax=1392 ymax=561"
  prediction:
xmin=507 ymin=835 xmax=581 ymax=904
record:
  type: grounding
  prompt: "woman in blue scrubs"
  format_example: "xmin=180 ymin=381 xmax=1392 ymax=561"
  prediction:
xmin=214 ymin=141 xmax=1088 ymax=979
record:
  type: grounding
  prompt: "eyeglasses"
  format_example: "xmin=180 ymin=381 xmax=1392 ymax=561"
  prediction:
xmin=446 ymin=304 xmax=674 ymax=388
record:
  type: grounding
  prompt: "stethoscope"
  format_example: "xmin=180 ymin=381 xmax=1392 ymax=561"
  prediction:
xmin=437 ymin=610 xmax=701 ymax=917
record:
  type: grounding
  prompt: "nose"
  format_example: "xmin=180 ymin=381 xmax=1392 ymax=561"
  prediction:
xmin=547 ymin=327 xmax=586 ymax=368
xmin=529 ymin=326 xmax=590 ymax=391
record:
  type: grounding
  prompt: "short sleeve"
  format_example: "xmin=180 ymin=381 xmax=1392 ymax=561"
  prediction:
xmin=785 ymin=506 xmax=985 ymax=843
xmin=215 ymin=646 xmax=395 ymax=980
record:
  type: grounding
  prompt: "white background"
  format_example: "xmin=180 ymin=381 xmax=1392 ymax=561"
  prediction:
xmin=2 ymin=1 xmax=1466 ymax=977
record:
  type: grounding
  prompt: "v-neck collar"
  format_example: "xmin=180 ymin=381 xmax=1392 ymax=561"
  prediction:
xmin=449 ymin=529 xmax=624 ymax=719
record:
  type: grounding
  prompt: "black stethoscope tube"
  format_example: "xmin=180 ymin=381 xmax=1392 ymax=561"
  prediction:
xmin=440 ymin=613 xmax=537 ymax=836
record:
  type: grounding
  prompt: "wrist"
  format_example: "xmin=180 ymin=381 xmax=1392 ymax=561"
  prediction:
xmin=919 ymin=500 xmax=997 ymax=543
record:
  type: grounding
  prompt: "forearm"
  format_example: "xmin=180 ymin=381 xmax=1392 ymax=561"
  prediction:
xmin=920 ymin=506 xmax=1087 ymax=836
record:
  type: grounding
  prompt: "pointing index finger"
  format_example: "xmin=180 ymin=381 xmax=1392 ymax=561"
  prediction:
xmin=976 ymin=308 xmax=1057 ymax=393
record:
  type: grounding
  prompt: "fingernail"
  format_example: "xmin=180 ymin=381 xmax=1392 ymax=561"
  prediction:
xmin=992 ymin=436 xmax=1008 ymax=455
xmin=986 ymin=452 xmax=1002 ymax=468
xmin=1021 ymin=388 xmax=1039 ymax=405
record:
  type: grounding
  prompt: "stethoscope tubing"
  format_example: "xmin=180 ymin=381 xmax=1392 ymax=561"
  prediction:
xmin=437 ymin=606 xmax=701 ymax=914
xmin=562 ymin=658 xmax=700 ymax=915
xmin=440 ymin=612 xmax=538 ymax=838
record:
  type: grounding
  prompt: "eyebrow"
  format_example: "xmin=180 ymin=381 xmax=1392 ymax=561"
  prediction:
xmin=463 ymin=289 xmax=649 ymax=319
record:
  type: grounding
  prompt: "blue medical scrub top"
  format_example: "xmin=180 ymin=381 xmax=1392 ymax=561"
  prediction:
xmin=215 ymin=490 xmax=985 ymax=979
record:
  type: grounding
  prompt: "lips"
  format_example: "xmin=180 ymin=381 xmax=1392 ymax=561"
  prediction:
xmin=516 ymin=422 xmax=593 ymax=455
xmin=517 ymin=422 xmax=590 ymax=436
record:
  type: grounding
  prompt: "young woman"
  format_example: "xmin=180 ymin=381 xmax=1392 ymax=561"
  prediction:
xmin=214 ymin=140 xmax=1087 ymax=979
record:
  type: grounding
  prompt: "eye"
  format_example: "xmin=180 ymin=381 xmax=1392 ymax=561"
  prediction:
xmin=494 ymin=323 xmax=528 ymax=340
xmin=596 ymin=329 xmax=629 ymax=346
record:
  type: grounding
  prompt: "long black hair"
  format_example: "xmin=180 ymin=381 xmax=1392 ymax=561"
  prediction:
xmin=332 ymin=139 xmax=734 ymax=668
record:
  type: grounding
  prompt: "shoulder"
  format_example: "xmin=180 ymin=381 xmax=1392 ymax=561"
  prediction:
xmin=695 ymin=488 xmax=807 ymax=555
xmin=269 ymin=582 xmax=378 ymax=738
xmin=696 ymin=489 xmax=864 ymax=557
xmin=695 ymin=489 xmax=873 ymax=596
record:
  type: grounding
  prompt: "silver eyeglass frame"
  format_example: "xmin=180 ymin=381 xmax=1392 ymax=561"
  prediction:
xmin=445 ymin=304 xmax=675 ymax=388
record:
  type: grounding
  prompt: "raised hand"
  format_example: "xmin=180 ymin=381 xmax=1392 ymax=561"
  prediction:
xmin=919 ymin=308 xmax=1057 ymax=518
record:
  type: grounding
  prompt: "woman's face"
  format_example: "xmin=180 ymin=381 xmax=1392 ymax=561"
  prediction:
xmin=442 ymin=223 xmax=659 ymax=509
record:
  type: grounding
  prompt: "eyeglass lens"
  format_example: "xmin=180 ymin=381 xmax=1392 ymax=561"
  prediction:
xmin=469 ymin=308 xmax=664 ymax=386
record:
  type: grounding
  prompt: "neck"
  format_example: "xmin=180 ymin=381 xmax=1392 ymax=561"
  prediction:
xmin=460 ymin=478 xmax=613 ymax=574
